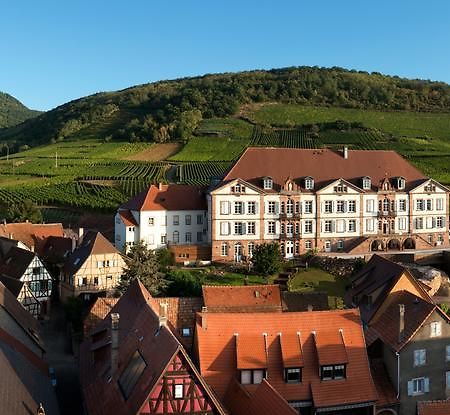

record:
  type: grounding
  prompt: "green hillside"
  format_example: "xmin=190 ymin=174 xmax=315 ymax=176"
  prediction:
xmin=1 ymin=66 xmax=450 ymax=215
xmin=0 ymin=92 xmax=41 ymax=129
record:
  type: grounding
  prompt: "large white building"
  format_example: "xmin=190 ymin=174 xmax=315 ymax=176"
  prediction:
xmin=208 ymin=147 xmax=449 ymax=262
xmin=115 ymin=184 xmax=209 ymax=260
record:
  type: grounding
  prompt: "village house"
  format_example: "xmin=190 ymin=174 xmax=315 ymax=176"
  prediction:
xmin=208 ymin=147 xmax=449 ymax=262
xmin=115 ymin=184 xmax=210 ymax=262
xmin=195 ymin=307 xmax=378 ymax=414
xmin=60 ymin=230 xmax=126 ymax=302
xmin=80 ymin=279 xmax=226 ymax=415
xmin=0 ymin=239 xmax=53 ymax=318
xmin=0 ymin=281 xmax=59 ymax=414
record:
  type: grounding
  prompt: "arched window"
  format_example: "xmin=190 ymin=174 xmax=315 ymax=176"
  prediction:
xmin=383 ymin=199 xmax=390 ymax=212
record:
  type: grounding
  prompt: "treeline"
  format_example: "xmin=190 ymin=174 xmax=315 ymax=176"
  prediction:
xmin=0 ymin=92 xmax=40 ymax=129
xmin=1 ymin=66 xmax=450 ymax=149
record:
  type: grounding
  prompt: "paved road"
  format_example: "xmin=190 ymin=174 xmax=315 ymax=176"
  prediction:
xmin=40 ymin=303 xmax=83 ymax=415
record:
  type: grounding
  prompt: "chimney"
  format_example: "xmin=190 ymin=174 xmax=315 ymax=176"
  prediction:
xmin=111 ymin=313 xmax=120 ymax=375
xmin=307 ymin=304 xmax=313 ymax=312
xmin=343 ymin=146 xmax=348 ymax=159
xmin=159 ymin=302 xmax=168 ymax=327
xmin=200 ymin=306 xmax=208 ymax=329
xmin=37 ymin=403 xmax=46 ymax=415
xmin=398 ymin=304 xmax=405 ymax=343
xmin=158 ymin=182 xmax=163 ymax=191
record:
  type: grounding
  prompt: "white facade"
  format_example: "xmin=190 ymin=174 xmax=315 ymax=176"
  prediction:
xmin=115 ymin=209 xmax=208 ymax=252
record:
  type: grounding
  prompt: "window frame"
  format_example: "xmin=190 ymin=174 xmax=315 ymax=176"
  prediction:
xmin=285 ymin=367 xmax=302 ymax=384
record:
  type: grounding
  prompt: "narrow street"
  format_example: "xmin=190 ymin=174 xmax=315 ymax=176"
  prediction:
xmin=40 ymin=303 xmax=83 ymax=415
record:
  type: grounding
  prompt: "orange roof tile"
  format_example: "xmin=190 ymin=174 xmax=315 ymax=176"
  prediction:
xmin=118 ymin=210 xmax=137 ymax=227
xmin=280 ymin=332 xmax=304 ymax=368
xmin=370 ymin=359 xmax=398 ymax=408
xmin=121 ymin=184 xmax=207 ymax=211
xmin=236 ymin=334 xmax=267 ymax=369
xmin=313 ymin=330 xmax=348 ymax=366
xmin=202 ymin=284 xmax=283 ymax=312
xmin=195 ymin=309 xmax=378 ymax=409
xmin=224 ymin=147 xmax=426 ymax=191
xmin=418 ymin=400 xmax=450 ymax=415
xmin=83 ymin=297 xmax=119 ymax=337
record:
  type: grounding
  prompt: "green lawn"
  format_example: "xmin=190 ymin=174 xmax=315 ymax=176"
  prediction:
xmin=289 ymin=267 xmax=346 ymax=309
xmin=203 ymin=271 xmax=267 ymax=286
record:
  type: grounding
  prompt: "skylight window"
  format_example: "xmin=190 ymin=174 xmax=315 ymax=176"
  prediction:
xmin=118 ymin=351 xmax=147 ymax=400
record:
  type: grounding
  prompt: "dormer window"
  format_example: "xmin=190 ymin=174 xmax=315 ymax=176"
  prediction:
xmin=285 ymin=367 xmax=302 ymax=383
xmin=263 ymin=177 xmax=273 ymax=190
xmin=397 ymin=177 xmax=406 ymax=190
xmin=362 ymin=177 xmax=371 ymax=190
xmin=320 ymin=364 xmax=346 ymax=380
xmin=232 ymin=184 xmax=246 ymax=193
xmin=304 ymin=177 xmax=314 ymax=190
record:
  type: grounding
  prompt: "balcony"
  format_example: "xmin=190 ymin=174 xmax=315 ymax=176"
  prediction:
xmin=377 ymin=210 xmax=397 ymax=218
xmin=280 ymin=233 xmax=300 ymax=240
xmin=279 ymin=212 xmax=301 ymax=220
xmin=72 ymin=282 xmax=117 ymax=294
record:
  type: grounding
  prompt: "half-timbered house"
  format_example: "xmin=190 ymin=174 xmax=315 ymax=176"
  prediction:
xmin=60 ymin=231 xmax=125 ymax=302
xmin=80 ymin=279 xmax=226 ymax=415
xmin=0 ymin=245 xmax=53 ymax=317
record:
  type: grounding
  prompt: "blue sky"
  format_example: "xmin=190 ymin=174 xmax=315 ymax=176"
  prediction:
xmin=1 ymin=0 xmax=449 ymax=111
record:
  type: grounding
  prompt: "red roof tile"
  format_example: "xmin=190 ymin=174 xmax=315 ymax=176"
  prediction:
xmin=202 ymin=284 xmax=283 ymax=312
xmin=370 ymin=359 xmax=398 ymax=408
xmin=224 ymin=147 xmax=426 ymax=191
xmin=224 ymin=379 xmax=298 ymax=415
xmin=418 ymin=400 xmax=450 ymax=415
xmin=83 ymin=297 xmax=119 ymax=337
xmin=236 ymin=334 xmax=267 ymax=369
xmin=313 ymin=330 xmax=348 ymax=366
xmin=195 ymin=309 xmax=377 ymax=409
xmin=280 ymin=332 xmax=304 ymax=368
xmin=121 ymin=184 xmax=207 ymax=211
xmin=118 ymin=210 xmax=138 ymax=226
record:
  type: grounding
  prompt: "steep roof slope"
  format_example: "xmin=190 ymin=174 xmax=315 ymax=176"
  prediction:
xmin=418 ymin=400 xmax=450 ymax=415
xmin=196 ymin=308 xmax=377 ymax=409
xmin=224 ymin=148 xmax=426 ymax=190
xmin=120 ymin=184 xmax=207 ymax=211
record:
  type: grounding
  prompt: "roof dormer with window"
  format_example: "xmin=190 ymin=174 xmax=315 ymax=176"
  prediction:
xmin=236 ymin=333 xmax=268 ymax=385
xmin=304 ymin=177 xmax=314 ymax=191
xmin=313 ymin=329 xmax=348 ymax=381
xmin=396 ymin=177 xmax=406 ymax=190
xmin=362 ymin=176 xmax=371 ymax=190
xmin=263 ymin=177 xmax=273 ymax=190
xmin=279 ymin=332 xmax=303 ymax=384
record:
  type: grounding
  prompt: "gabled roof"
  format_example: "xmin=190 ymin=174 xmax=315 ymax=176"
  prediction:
xmin=224 ymin=379 xmax=298 ymax=415
xmin=118 ymin=210 xmax=138 ymax=227
xmin=346 ymin=254 xmax=431 ymax=323
xmin=41 ymin=236 xmax=73 ymax=264
xmin=196 ymin=308 xmax=377 ymax=409
xmin=0 ymin=282 xmax=43 ymax=351
xmin=83 ymin=297 xmax=119 ymax=337
xmin=0 ymin=337 xmax=59 ymax=415
xmin=367 ymin=290 xmax=446 ymax=352
xmin=224 ymin=147 xmax=426 ymax=191
xmin=202 ymin=284 xmax=283 ymax=312
xmin=80 ymin=279 xmax=225 ymax=415
xmin=0 ymin=247 xmax=35 ymax=280
xmin=0 ymin=222 xmax=64 ymax=254
xmin=120 ymin=184 xmax=207 ymax=211
xmin=64 ymin=231 xmax=121 ymax=275
xmin=418 ymin=400 xmax=450 ymax=415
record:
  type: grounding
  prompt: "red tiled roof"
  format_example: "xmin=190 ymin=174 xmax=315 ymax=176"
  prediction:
xmin=202 ymin=284 xmax=283 ymax=312
xmin=313 ymin=330 xmax=348 ymax=366
xmin=118 ymin=209 xmax=138 ymax=226
xmin=80 ymin=279 xmax=225 ymax=415
xmin=236 ymin=334 xmax=267 ymax=369
xmin=418 ymin=400 xmax=450 ymax=415
xmin=224 ymin=379 xmax=298 ymax=415
xmin=280 ymin=332 xmax=304 ymax=368
xmin=369 ymin=290 xmax=443 ymax=352
xmin=120 ymin=184 xmax=207 ymax=211
xmin=224 ymin=147 xmax=426 ymax=191
xmin=83 ymin=297 xmax=119 ymax=337
xmin=0 ymin=222 xmax=64 ymax=254
xmin=196 ymin=309 xmax=378 ymax=409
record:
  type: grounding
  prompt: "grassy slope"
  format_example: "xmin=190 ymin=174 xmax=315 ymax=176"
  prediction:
xmin=0 ymin=92 xmax=41 ymax=128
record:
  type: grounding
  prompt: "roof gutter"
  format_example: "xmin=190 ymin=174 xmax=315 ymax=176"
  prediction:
xmin=396 ymin=351 xmax=400 ymax=399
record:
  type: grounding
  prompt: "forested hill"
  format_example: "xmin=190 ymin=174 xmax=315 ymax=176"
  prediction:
xmin=1 ymin=66 xmax=450 ymax=150
xmin=0 ymin=92 xmax=41 ymax=129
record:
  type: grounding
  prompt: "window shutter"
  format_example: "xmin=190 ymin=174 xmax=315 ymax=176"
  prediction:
xmin=241 ymin=203 xmax=245 ymax=215
xmin=255 ymin=202 xmax=259 ymax=214
xmin=331 ymin=221 xmax=335 ymax=233
xmin=422 ymin=349 xmax=426 ymax=364
xmin=276 ymin=222 xmax=280 ymax=235
xmin=424 ymin=378 xmax=430 ymax=393
xmin=275 ymin=202 xmax=279 ymax=214
xmin=407 ymin=381 xmax=413 ymax=396
xmin=343 ymin=202 xmax=347 ymax=213
xmin=414 ymin=352 xmax=419 ymax=366
xmin=242 ymin=223 xmax=246 ymax=235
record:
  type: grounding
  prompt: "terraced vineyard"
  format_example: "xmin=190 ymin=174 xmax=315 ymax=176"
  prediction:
xmin=251 ymin=126 xmax=320 ymax=148
xmin=319 ymin=129 xmax=389 ymax=150
xmin=174 ymin=161 xmax=231 ymax=185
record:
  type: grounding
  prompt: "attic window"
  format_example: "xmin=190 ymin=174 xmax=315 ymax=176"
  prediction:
xmin=232 ymin=184 xmax=246 ymax=193
xmin=263 ymin=177 xmax=273 ymax=190
xmin=320 ymin=364 xmax=346 ymax=380
xmin=424 ymin=184 xmax=436 ymax=193
xmin=285 ymin=367 xmax=302 ymax=383
xmin=334 ymin=184 xmax=348 ymax=193
xmin=118 ymin=351 xmax=147 ymax=400
xmin=362 ymin=177 xmax=371 ymax=190
xmin=304 ymin=177 xmax=314 ymax=190
xmin=397 ymin=177 xmax=406 ymax=190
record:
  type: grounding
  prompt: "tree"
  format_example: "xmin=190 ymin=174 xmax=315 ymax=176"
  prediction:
xmin=118 ymin=241 xmax=169 ymax=295
xmin=252 ymin=242 xmax=282 ymax=276
xmin=1 ymin=199 xmax=42 ymax=223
